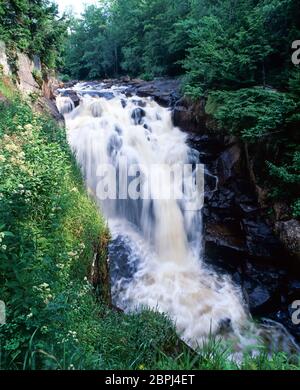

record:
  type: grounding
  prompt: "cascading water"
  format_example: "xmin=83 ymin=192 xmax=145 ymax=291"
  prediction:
xmin=56 ymin=83 xmax=299 ymax=354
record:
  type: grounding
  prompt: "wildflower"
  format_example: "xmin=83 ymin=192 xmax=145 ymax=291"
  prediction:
xmin=24 ymin=124 xmax=33 ymax=131
xmin=5 ymin=143 xmax=19 ymax=153
xmin=68 ymin=251 xmax=78 ymax=258
xmin=1 ymin=245 xmax=7 ymax=251
xmin=0 ymin=155 xmax=6 ymax=163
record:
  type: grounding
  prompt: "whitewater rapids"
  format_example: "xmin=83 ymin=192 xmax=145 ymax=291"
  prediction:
xmin=56 ymin=83 xmax=299 ymax=355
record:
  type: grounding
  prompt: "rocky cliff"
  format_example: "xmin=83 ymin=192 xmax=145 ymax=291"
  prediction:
xmin=173 ymin=95 xmax=300 ymax=341
xmin=0 ymin=40 xmax=63 ymax=123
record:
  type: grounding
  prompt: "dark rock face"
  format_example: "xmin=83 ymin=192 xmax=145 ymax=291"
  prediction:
xmin=35 ymin=96 xmax=64 ymax=126
xmin=60 ymin=89 xmax=80 ymax=107
xmin=82 ymin=91 xmax=115 ymax=100
xmin=173 ymin=97 xmax=207 ymax=132
xmin=242 ymin=218 xmax=282 ymax=258
xmin=174 ymin=99 xmax=300 ymax=342
xmin=217 ymin=144 xmax=242 ymax=185
xmin=124 ymin=79 xmax=181 ymax=107
xmin=275 ymin=219 xmax=300 ymax=259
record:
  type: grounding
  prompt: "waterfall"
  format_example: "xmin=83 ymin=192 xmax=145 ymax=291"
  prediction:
xmin=57 ymin=83 xmax=299 ymax=354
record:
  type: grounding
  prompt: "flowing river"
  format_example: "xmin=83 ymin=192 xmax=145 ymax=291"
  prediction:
xmin=56 ymin=82 xmax=299 ymax=356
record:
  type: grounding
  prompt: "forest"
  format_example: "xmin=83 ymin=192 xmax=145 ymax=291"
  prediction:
xmin=0 ymin=0 xmax=300 ymax=373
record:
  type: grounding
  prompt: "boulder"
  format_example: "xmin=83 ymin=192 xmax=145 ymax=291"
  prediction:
xmin=242 ymin=218 xmax=283 ymax=258
xmin=43 ymin=75 xmax=63 ymax=100
xmin=275 ymin=219 xmax=300 ymax=258
xmin=60 ymin=90 xmax=80 ymax=107
xmin=173 ymin=98 xmax=207 ymax=132
xmin=246 ymin=284 xmax=273 ymax=314
xmin=131 ymin=108 xmax=146 ymax=125
xmin=217 ymin=143 xmax=242 ymax=185
xmin=205 ymin=222 xmax=246 ymax=253
xmin=17 ymin=53 xmax=40 ymax=95
xmin=125 ymin=79 xmax=181 ymax=107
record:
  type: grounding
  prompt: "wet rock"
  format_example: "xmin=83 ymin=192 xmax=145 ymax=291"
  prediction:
xmin=235 ymin=194 xmax=259 ymax=214
xmin=242 ymin=219 xmax=283 ymax=258
xmin=60 ymin=90 xmax=80 ymax=107
xmin=115 ymin=126 xmax=123 ymax=135
xmin=217 ymin=144 xmax=242 ymax=185
xmin=89 ymin=91 xmax=115 ymax=100
xmin=131 ymin=108 xmax=146 ymax=125
xmin=109 ymin=235 xmax=139 ymax=287
xmin=132 ymin=99 xmax=146 ymax=108
xmin=107 ymin=134 xmax=123 ymax=160
xmin=246 ymin=284 xmax=273 ymax=314
xmin=173 ymin=98 xmax=207 ymax=132
xmin=90 ymin=100 xmax=103 ymax=117
xmin=205 ymin=222 xmax=247 ymax=254
xmin=275 ymin=219 xmax=300 ymax=259
xmin=63 ymin=80 xmax=79 ymax=89
xmin=125 ymin=79 xmax=181 ymax=107
xmin=288 ymin=280 xmax=300 ymax=301
xmin=273 ymin=202 xmax=291 ymax=221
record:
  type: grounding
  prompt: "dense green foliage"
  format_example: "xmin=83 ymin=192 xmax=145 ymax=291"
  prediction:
xmin=0 ymin=0 xmax=68 ymax=68
xmin=62 ymin=0 xmax=299 ymax=83
xmin=63 ymin=0 xmax=190 ymax=80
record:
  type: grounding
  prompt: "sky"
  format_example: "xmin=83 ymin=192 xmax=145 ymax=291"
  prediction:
xmin=55 ymin=0 xmax=99 ymax=16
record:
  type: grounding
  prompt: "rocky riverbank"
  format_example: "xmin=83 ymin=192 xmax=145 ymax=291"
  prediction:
xmin=172 ymin=95 xmax=300 ymax=342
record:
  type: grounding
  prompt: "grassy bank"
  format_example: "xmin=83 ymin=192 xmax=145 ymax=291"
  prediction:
xmin=0 ymin=78 xmax=299 ymax=370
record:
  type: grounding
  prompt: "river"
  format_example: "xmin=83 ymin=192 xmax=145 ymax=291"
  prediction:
xmin=56 ymin=82 xmax=299 ymax=356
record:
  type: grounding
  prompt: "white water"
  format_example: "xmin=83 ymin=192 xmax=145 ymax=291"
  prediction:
xmin=56 ymin=83 xmax=299 ymax=354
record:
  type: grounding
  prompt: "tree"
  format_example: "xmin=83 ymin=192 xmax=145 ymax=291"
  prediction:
xmin=0 ymin=0 xmax=68 ymax=68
